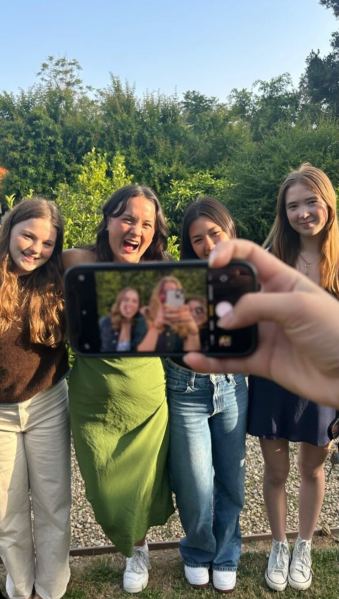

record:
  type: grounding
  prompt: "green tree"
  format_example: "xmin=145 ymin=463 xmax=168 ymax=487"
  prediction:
xmin=0 ymin=89 xmax=69 ymax=198
xmin=302 ymin=33 xmax=339 ymax=116
xmin=230 ymin=75 xmax=300 ymax=141
xmin=301 ymin=1 xmax=339 ymax=116
xmin=319 ymin=0 xmax=339 ymax=17
xmin=226 ymin=117 xmax=339 ymax=243
xmin=55 ymin=148 xmax=132 ymax=247
xmin=0 ymin=57 xmax=99 ymax=200
xmin=163 ymin=170 xmax=230 ymax=236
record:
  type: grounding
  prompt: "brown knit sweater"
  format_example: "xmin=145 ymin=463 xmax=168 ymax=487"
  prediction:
xmin=0 ymin=321 xmax=68 ymax=404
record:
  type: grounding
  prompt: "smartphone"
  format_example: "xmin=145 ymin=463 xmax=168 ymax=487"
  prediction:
xmin=64 ymin=259 xmax=258 ymax=357
xmin=166 ymin=288 xmax=185 ymax=307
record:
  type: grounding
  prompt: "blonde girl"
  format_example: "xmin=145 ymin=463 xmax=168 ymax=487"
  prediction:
xmin=248 ymin=164 xmax=339 ymax=592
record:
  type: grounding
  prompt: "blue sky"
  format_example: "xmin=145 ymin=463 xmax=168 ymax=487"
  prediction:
xmin=1 ymin=0 xmax=337 ymax=100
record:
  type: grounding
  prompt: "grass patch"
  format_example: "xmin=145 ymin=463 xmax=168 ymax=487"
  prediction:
xmin=1 ymin=543 xmax=338 ymax=598
xmin=61 ymin=545 xmax=338 ymax=598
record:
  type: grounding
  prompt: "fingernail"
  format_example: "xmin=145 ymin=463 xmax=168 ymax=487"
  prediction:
xmin=215 ymin=301 xmax=233 ymax=319
xmin=209 ymin=248 xmax=217 ymax=265
xmin=216 ymin=302 xmax=234 ymax=327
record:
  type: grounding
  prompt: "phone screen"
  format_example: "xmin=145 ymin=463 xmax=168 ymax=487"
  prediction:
xmin=64 ymin=260 xmax=258 ymax=357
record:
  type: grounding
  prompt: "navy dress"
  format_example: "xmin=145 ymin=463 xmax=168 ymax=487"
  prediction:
xmin=247 ymin=376 xmax=336 ymax=447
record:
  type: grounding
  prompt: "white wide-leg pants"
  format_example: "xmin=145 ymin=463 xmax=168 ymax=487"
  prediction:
xmin=0 ymin=379 xmax=71 ymax=599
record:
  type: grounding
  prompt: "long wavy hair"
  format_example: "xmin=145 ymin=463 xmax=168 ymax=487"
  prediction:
xmin=0 ymin=197 xmax=65 ymax=346
xmin=110 ymin=287 xmax=140 ymax=330
xmin=144 ymin=276 xmax=191 ymax=338
xmin=95 ymin=185 xmax=168 ymax=261
xmin=181 ymin=196 xmax=237 ymax=259
xmin=264 ymin=163 xmax=339 ymax=295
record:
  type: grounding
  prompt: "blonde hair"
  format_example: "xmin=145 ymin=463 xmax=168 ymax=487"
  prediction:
xmin=265 ymin=163 xmax=339 ymax=295
xmin=110 ymin=287 xmax=140 ymax=329
xmin=145 ymin=276 xmax=191 ymax=338
xmin=0 ymin=197 xmax=65 ymax=346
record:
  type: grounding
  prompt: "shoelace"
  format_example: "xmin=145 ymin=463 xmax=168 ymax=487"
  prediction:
xmin=272 ymin=544 xmax=289 ymax=573
xmin=126 ymin=548 xmax=150 ymax=574
xmin=292 ymin=542 xmax=311 ymax=576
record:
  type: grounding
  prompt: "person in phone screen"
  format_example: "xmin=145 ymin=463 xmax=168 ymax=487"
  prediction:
xmin=63 ymin=185 xmax=174 ymax=594
xmin=247 ymin=164 xmax=339 ymax=592
xmin=165 ymin=196 xmax=248 ymax=593
xmin=138 ymin=276 xmax=200 ymax=352
xmin=0 ymin=198 xmax=70 ymax=599
xmin=187 ymin=296 xmax=208 ymax=351
xmin=99 ymin=287 xmax=147 ymax=352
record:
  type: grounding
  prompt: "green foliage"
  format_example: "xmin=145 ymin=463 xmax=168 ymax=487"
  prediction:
xmin=229 ymin=74 xmax=301 ymax=141
xmin=4 ymin=194 xmax=16 ymax=209
xmin=166 ymin=235 xmax=180 ymax=260
xmin=163 ymin=171 xmax=231 ymax=235
xmin=37 ymin=56 xmax=85 ymax=92
xmin=0 ymin=54 xmax=338 ymax=244
xmin=226 ymin=117 xmax=339 ymax=243
xmin=319 ymin=0 xmax=339 ymax=17
xmin=302 ymin=33 xmax=339 ymax=117
xmin=0 ymin=89 xmax=70 ymax=198
xmin=95 ymin=265 xmax=206 ymax=322
xmin=55 ymin=148 xmax=132 ymax=247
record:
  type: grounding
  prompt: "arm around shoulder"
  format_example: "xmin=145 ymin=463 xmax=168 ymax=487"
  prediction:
xmin=62 ymin=248 xmax=97 ymax=269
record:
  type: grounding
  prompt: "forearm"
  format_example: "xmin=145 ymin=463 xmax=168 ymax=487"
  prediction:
xmin=183 ymin=333 xmax=201 ymax=351
xmin=137 ymin=326 xmax=160 ymax=351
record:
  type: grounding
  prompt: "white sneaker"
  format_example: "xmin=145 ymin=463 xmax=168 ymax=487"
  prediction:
xmin=213 ymin=569 xmax=237 ymax=592
xmin=288 ymin=537 xmax=312 ymax=590
xmin=123 ymin=543 xmax=150 ymax=593
xmin=184 ymin=565 xmax=209 ymax=588
xmin=265 ymin=539 xmax=290 ymax=591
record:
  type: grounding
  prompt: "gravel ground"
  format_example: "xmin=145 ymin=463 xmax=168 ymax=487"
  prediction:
xmin=70 ymin=436 xmax=339 ymax=548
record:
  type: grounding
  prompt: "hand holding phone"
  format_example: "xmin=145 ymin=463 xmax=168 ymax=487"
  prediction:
xmin=165 ymin=288 xmax=185 ymax=307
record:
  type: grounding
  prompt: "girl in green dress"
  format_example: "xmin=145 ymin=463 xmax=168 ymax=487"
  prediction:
xmin=63 ymin=185 xmax=174 ymax=594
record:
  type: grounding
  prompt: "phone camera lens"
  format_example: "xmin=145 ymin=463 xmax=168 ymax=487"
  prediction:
xmin=219 ymin=274 xmax=228 ymax=283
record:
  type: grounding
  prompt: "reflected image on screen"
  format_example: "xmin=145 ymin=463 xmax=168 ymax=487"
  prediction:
xmin=95 ymin=267 xmax=206 ymax=354
xmin=64 ymin=260 xmax=257 ymax=357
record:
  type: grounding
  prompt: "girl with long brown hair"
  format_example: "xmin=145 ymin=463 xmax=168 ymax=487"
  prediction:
xmin=99 ymin=287 xmax=147 ymax=352
xmin=166 ymin=197 xmax=248 ymax=593
xmin=248 ymin=164 xmax=339 ymax=592
xmin=0 ymin=198 xmax=70 ymax=599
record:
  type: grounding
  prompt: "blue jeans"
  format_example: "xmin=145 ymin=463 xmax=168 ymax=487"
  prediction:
xmin=166 ymin=359 xmax=248 ymax=571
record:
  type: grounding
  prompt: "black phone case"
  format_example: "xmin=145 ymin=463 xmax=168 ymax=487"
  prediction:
xmin=64 ymin=259 xmax=258 ymax=358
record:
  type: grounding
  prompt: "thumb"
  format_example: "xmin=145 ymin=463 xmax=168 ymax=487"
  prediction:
xmin=217 ymin=292 xmax=305 ymax=329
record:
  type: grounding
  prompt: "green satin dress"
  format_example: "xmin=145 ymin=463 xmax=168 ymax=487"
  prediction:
xmin=69 ymin=356 xmax=174 ymax=556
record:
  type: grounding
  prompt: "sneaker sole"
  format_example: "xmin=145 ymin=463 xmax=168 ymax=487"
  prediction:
xmin=123 ymin=583 xmax=148 ymax=594
xmin=188 ymin=582 xmax=210 ymax=589
xmin=184 ymin=568 xmax=209 ymax=589
xmin=265 ymin=569 xmax=288 ymax=592
xmin=123 ymin=576 xmax=149 ymax=594
xmin=288 ymin=573 xmax=312 ymax=591
xmin=213 ymin=584 xmax=235 ymax=594
xmin=185 ymin=578 xmax=209 ymax=589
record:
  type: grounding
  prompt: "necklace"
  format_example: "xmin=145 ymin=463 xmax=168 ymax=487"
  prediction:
xmin=299 ymin=253 xmax=317 ymax=276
